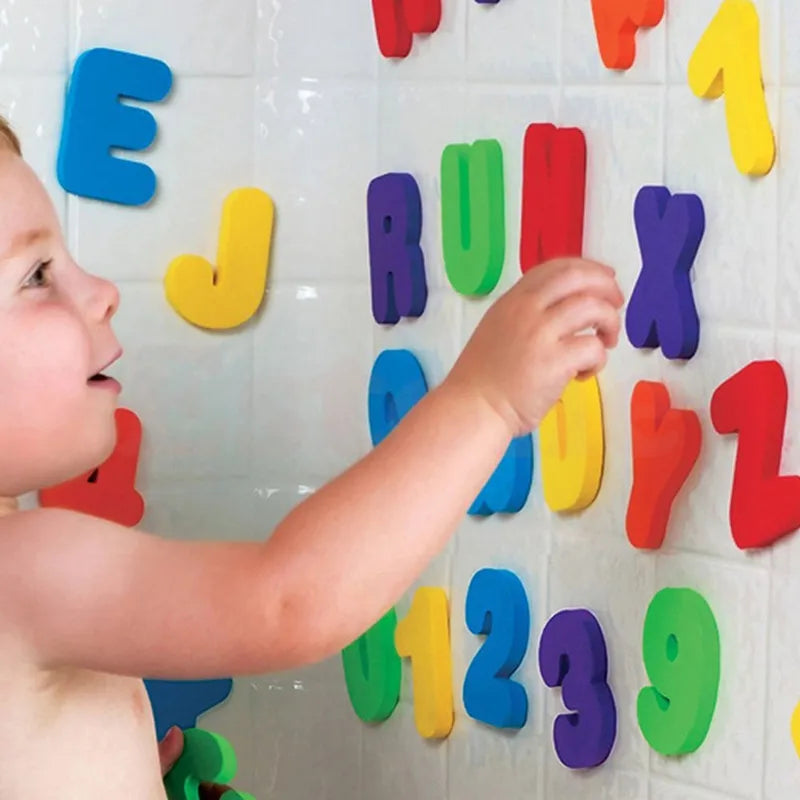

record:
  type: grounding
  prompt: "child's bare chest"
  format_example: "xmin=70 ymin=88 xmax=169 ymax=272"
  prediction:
xmin=0 ymin=647 xmax=166 ymax=799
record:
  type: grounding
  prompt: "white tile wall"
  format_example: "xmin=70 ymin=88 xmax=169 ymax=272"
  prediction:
xmin=4 ymin=0 xmax=798 ymax=798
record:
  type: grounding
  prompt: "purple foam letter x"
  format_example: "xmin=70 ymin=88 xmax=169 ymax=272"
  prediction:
xmin=626 ymin=186 xmax=705 ymax=360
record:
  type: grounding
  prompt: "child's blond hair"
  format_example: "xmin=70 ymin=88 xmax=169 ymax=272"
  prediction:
xmin=0 ymin=116 xmax=21 ymax=156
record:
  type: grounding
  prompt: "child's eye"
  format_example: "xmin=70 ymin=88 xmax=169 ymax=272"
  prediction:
xmin=23 ymin=259 xmax=53 ymax=289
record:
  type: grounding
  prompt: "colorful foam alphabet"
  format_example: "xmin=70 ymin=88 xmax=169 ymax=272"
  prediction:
xmin=627 ymin=381 xmax=702 ymax=550
xmin=367 ymin=173 xmax=428 ymax=325
xmin=58 ymin=48 xmax=172 ymax=206
xmin=463 ymin=569 xmax=530 ymax=729
xmin=626 ymin=186 xmax=705 ymax=360
xmin=394 ymin=587 xmax=454 ymax=739
xmin=637 ymin=588 xmax=720 ymax=755
xmin=145 ymin=679 xmax=233 ymax=740
xmin=342 ymin=609 xmax=402 ymax=722
xmin=38 ymin=408 xmax=145 ymax=526
xmin=519 ymin=124 xmax=586 ymax=272
xmin=688 ymin=0 xmax=775 ymax=176
xmin=539 ymin=609 xmax=617 ymax=768
xmin=539 ymin=377 xmax=604 ymax=512
xmin=711 ymin=360 xmax=800 ymax=549
xmin=590 ymin=0 xmax=665 ymax=70
xmin=371 ymin=0 xmax=441 ymax=58
xmin=164 ymin=728 xmax=254 ymax=800
xmin=164 ymin=188 xmax=274 ymax=330
xmin=441 ymin=139 xmax=505 ymax=296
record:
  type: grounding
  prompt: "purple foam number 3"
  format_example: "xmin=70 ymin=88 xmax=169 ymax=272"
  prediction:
xmin=538 ymin=609 xmax=617 ymax=769
xmin=367 ymin=172 xmax=428 ymax=325
xmin=626 ymin=186 xmax=705 ymax=360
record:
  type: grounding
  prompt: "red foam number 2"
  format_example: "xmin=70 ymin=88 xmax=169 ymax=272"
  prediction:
xmin=710 ymin=360 xmax=800 ymax=550
xmin=38 ymin=407 xmax=145 ymax=527
xmin=371 ymin=0 xmax=441 ymax=58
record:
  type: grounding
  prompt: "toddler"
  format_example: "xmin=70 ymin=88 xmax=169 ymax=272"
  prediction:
xmin=0 ymin=117 xmax=623 ymax=798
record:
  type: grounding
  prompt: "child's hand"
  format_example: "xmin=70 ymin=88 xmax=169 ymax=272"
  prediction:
xmin=158 ymin=726 xmax=233 ymax=800
xmin=445 ymin=258 xmax=624 ymax=437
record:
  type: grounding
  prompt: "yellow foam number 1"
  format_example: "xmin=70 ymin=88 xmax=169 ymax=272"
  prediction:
xmin=394 ymin=587 xmax=454 ymax=739
xmin=539 ymin=376 xmax=604 ymax=512
xmin=688 ymin=0 xmax=775 ymax=176
xmin=165 ymin=188 xmax=275 ymax=329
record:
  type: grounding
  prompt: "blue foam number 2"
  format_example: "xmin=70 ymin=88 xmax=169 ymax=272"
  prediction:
xmin=58 ymin=47 xmax=173 ymax=206
xmin=463 ymin=568 xmax=530 ymax=729
xmin=469 ymin=434 xmax=533 ymax=515
xmin=538 ymin=608 xmax=617 ymax=769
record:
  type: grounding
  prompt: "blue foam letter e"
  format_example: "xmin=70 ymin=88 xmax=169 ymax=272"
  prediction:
xmin=58 ymin=47 xmax=173 ymax=206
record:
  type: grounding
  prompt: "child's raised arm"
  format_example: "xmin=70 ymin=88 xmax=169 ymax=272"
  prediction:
xmin=0 ymin=258 xmax=622 ymax=680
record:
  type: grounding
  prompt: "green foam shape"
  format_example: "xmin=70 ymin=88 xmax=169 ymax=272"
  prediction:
xmin=440 ymin=138 xmax=505 ymax=296
xmin=637 ymin=587 xmax=720 ymax=755
xmin=341 ymin=607 xmax=401 ymax=722
xmin=164 ymin=727 xmax=255 ymax=800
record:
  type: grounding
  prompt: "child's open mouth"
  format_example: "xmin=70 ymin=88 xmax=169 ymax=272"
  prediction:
xmin=88 ymin=374 xmax=122 ymax=392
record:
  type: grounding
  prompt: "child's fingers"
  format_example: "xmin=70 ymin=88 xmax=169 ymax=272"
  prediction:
xmin=546 ymin=294 xmax=621 ymax=348
xmin=525 ymin=258 xmax=623 ymax=312
xmin=564 ymin=333 xmax=609 ymax=378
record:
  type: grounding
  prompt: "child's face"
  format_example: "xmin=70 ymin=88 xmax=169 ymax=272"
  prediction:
xmin=0 ymin=149 xmax=122 ymax=496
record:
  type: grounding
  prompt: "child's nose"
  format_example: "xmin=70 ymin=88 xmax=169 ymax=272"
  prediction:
xmin=86 ymin=274 xmax=120 ymax=324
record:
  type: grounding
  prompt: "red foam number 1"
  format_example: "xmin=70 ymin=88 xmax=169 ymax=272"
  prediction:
xmin=372 ymin=0 xmax=441 ymax=58
xmin=710 ymin=360 xmax=800 ymax=549
xmin=38 ymin=407 xmax=145 ymax=527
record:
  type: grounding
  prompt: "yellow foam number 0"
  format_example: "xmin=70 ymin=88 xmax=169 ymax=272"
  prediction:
xmin=394 ymin=587 xmax=454 ymax=739
xmin=165 ymin=188 xmax=275 ymax=329
xmin=539 ymin=376 xmax=604 ymax=512
xmin=688 ymin=0 xmax=775 ymax=176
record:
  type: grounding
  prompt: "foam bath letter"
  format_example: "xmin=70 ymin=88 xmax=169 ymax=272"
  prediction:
xmin=39 ymin=408 xmax=145 ymax=526
xmin=637 ymin=588 xmax=720 ymax=755
xmin=539 ymin=376 xmax=604 ymax=512
xmin=627 ymin=382 xmax=702 ymax=550
xmin=164 ymin=728 xmax=254 ymax=800
xmin=791 ymin=702 xmax=800 ymax=758
xmin=367 ymin=173 xmax=428 ymax=324
xmin=590 ymin=0 xmax=665 ymax=70
xmin=342 ymin=609 xmax=402 ymax=722
xmin=539 ymin=609 xmax=617 ymax=768
xmin=469 ymin=435 xmax=533 ymax=516
xmin=165 ymin=188 xmax=274 ymax=330
xmin=368 ymin=349 xmax=429 ymax=446
xmin=463 ymin=569 xmax=530 ymax=729
xmin=710 ymin=360 xmax=800 ymax=549
xmin=626 ymin=186 xmax=704 ymax=360
xmin=688 ymin=0 xmax=775 ymax=176
xmin=371 ymin=0 xmax=441 ymax=58
xmin=519 ymin=123 xmax=586 ymax=273
xmin=58 ymin=48 xmax=172 ymax=205
xmin=145 ymin=679 xmax=233 ymax=740
xmin=394 ymin=587 xmax=454 ymax=739
xmin=441 ymin=139 xmax=505 ymax=296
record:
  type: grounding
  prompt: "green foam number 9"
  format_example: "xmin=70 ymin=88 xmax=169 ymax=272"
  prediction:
xmin=637 ymin=587 xmax=720 ymax=755
xmin=164 ymin=728 xmax=255 ymax=800
xmin=440 ymin=139 xmax=505 ymax=296
xmin=342 ymin=607 xmax=402 ymax=722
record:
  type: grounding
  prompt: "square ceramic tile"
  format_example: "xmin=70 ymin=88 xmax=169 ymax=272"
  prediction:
xmin=0 ymin=0 xmax=69 ymax=73
xmin=665 ymin=84 xmax=778 ymax=328
xmin=252 ymin=283 xmax=374 ymax=485
xmin=782 ymin=0 xmax=800 ymax=84
xmin=73 ymin=0 xmax=255 ymax=75
xmin=651 ymin=553 xmax=769 ymax=798
xmin=254 ymin=77 xmax=378 ymax=285
xmin=466 ymin=0 xmax=559 ymax=84
xmin=69 ymin=76 xmax=254 ymax=283
xmin=108 ymin=282 xmax=255 ymax=484
xmin=256 ymin=0 xmax=377 ymax=79
xmin=778 ymin=90 xmax=800 ymax=332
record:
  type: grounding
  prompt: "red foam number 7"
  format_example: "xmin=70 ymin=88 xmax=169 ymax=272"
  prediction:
xmin=371 ymin=0 xmax=441 ymax=58
xmin=38 ymin=407 xmax=145 ymax=527
xmin=710 ymin=360 xmax=800 ymax=550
